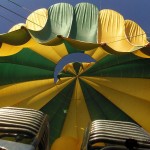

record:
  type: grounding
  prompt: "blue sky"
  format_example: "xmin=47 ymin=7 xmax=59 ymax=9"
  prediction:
xmin=0 ymin=0 xmax=150 ymax=37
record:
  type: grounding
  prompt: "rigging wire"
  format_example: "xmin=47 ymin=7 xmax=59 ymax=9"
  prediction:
xmin=7 ymin=0 xmax=65 ymax=27
xmin=0 ymin=3 xmax=62 ymax=36
xmin=0 ymin=14 xmax=15 ymax=24
xmin=0 ymin=4 xmax=43 ymax=28
xmin=99 ymin=0 xmax=102 ymax=11
xmin=6 ymin=0 xmax=63 ymax=27
xmin=0 ymin=3 xmax=149 ymax=45
xmin=6 ymin=0 xmax=150 ymax=43
xmin=107 ymin=33 xmax=147 ymax=44
xmin=7 ymin=0 xmax=47 ymax=18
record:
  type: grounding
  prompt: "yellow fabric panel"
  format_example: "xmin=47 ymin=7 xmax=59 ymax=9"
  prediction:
xmin=78 ymin=62 xmax=95 ymax=75
xmin=28 ymin=41 xmax=63 ymax=63
xmin=134 ymin=48 xmax=150 ymax=58
xmin=0 ymin=79 xmax=55 ymax=107
xmin=82 ymin=63 xmax=94 ymax=70
xmin=0 ymin=39 xmax=62 ymax=63
xmin=98 ymin=9 xmax=124 ymax=43
xmin=80 ymin=48 xmax=108 ymax=75
xmin=91 ymin=47 xmax=108 ymax=61
xmin=26 ymin=8 xmax=48 ymax=31
xmin=51 ymin=43 xmax=69 ymax=58
xmin=78 ymin=66 xmax=83 ymax=75
xmin=85 ymin=48 xmax=97 ymax=56
xmin=14 ymin=77 xmax=75 ymax=110
xmin=61 ymin=79 xmax=91 ymax=139
xmin=78 ymin=63 xmax=90 ymax=75
xmin=85 ymin=47 xmax=108 ymax=61
xmin=0 ymin=39 xmax=34 ymax=56
xmin=81 ymin=77 xmax=150 ymax=102
xmin=63 ymin=63 xmax=77 ymax=75
xmin=8 ymin=23 xmax=26 ymax=32
xmin=28 ymin=41 xmax=70 ymax=64
xmin=80 ymin=76 xmax=150 ymax=133
xmin=0 ymin=43 xmax=23 ymax=56
xmin=98 ymin=9 xmax=136 ymax=52
xmin=125 ymin=20 xmax=148 ymax=46
xmin=63 ymin=37 xmax=99 ymax=50
xmin=51 ymin=136 xmax=80 ymax=150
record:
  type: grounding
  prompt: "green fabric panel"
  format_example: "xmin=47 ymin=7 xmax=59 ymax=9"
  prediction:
xmin=28 ymin=3 xmax=73 ymax=43
xmin=0 ymin=28 xmax=30 ymax=45
xmin=61 ymin=71 xmax=75 ymax=77
xmin=73 ymin=62 xmax=83 ymax=74
xmin=64 ymin=40 xmax=84 ymax=54
xmin=79 ymin=79 xmax=135 ymax=123
xmin=69 ymin=3 xmax=98 ymax=43
xmin=86 ymin=59 xmax=150 ymax=78
xmin=41 ymin=81 xmax=75 ymax=146
xmin=84 ymin=54 xmax=139 ymax=75
xmin=83 ymin=54 xmax=150 ymax=78
xmin=96 ymin=61 xmax=150 ymax=78
xmin=79 ymin=79 xmax=106 ymax=120
xmin=57 ymin=72 xmax=75 ymax=79
xmin=0 ymin=63 xmax=53 ymax=85
xmin=0 ymin=48 xmax=56 ymax=71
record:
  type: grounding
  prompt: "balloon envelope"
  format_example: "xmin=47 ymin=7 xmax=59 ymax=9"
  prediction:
xmin=0 ymin=2 xmax=150 ymax=149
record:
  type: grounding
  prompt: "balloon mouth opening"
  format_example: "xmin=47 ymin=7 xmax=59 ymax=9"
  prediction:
xmin=53 ymin=53 xmax=96 ymax=83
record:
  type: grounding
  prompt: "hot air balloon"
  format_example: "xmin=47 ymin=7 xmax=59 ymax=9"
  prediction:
xmin=0 ymin=2 xmax=150 ymax=150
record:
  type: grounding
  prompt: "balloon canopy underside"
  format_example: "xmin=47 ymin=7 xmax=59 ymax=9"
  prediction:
xmin=0 ymin=2 xmax=150 ymax=149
